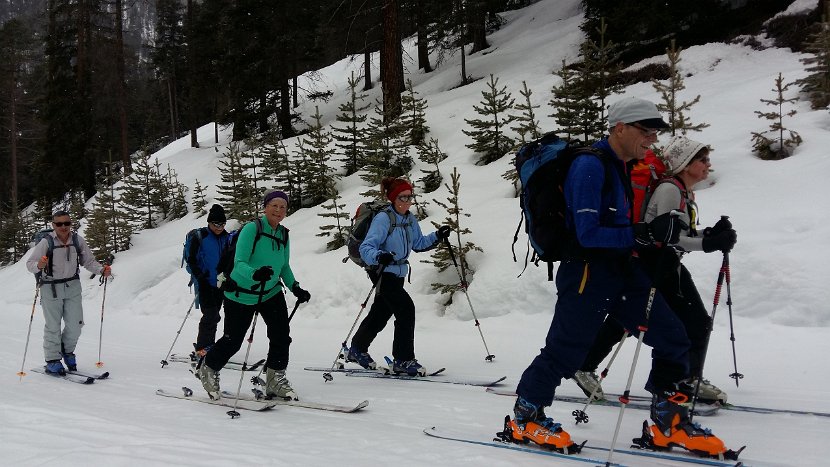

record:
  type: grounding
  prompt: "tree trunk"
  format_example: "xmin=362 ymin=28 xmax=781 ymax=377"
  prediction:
xmin=293 ymin=76 xmax=299 ymax=108
xmin=363 ymin=49 xmax=373 ymax=90
xmin=468 ymin=0 xmax=489 ymax=54
xmin=279 ymin=81 xmax=295 ymax=138
xmin=9 ymin=74 xmax=18 ymax=207
xmin=115 ymin=0 xmax=132 ymax=174
xmin=416 ymin=0 xmax=432 ymax=72
xmin=187 ymin=0 xmax=199 ymax=148
xmin=380 ymin=0 xmax=403 ymax=122
xmin=167 ymin=79 xmax=176 ymax=140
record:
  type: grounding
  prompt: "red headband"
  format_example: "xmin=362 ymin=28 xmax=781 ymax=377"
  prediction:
xmin=387 ymin=180 xmax=413 ymax=202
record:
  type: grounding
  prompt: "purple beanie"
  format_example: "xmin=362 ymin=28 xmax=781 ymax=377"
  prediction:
xmin=263 ymin=189 xmax=289 ymax=207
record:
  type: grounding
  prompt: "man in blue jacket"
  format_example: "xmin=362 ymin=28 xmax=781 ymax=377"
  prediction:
xmin=187 ymin=204 xmax=230 ymax=357
xmin=504 ymin=97 xmax=737 ymax=459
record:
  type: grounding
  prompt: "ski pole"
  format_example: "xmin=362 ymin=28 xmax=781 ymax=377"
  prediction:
xmin=724 ymin=252 xmax=743 ymax=387
xmin=605 ymin=217 xmax=678 ymax=467
xmin=689 ymin=246 xmax=728 ymax=422
xmin=227 ymin=280 xmax=267 ymax=419
xmin=160 ymin=298 xmax=197 ymax=368
xmin=96 ymin=272 xmax=109 ymax=368
xmin=443 ymin=237 xmax=495 ymax=362
xmin=17 ymin=271 xmax=44 ymax=380
xmin=322 ymin=266 xmax=386 ymax=382
xmin=572 ymin=329 xmax=630 ymax=424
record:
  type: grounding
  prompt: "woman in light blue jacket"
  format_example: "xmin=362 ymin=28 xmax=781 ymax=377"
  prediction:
xmin=345 ymin=177 xmax=450 ymax=376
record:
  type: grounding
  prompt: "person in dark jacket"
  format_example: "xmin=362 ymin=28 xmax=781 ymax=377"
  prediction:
xmin=198 ymin=190 xmax=310 ymax=401
xmin=505 ymin=97 xmax=737 ymax=459
xmin=344 ymin=177 xmax=451 ymax=376
xmin=186 ymin=204 xmax=231 ymax=358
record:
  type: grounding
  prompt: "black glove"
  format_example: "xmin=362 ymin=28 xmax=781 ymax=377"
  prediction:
xmin=704 ymin=217 xmax=733 ymax=237
xmin=377 ymin=252 xmax=395 ymax=266
xmin=252 ymin=266 xmax=274 ymax=283
xmin=702 ymin=228 xmax=737 ymax=253
xmin=291 ymin=283 xmax=311 ymax=303
xmin=436 ymin=225 xmax=452 ymax=240
xmin=634 ymin=212 xmax=688 ymax=247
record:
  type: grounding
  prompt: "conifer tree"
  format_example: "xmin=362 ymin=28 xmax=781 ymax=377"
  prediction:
xmin=548 ymin=59 xmax=582 ymax=140
xmin=316 ymin=192 xmax=350 ymax=251
xmin=399 ymin=79 xmax=430 ymax=146
xmin=421 ymin=167 xmax=483 ymax=299
xmin=85 ymin=182 xmax=133 ymax=261
xmin=216 ymin=142 xmax=259 ymax=220
xmin=416 ymin=137 xmax=447 ymax=193
xmin=463 ymin=74 xmax=516 ymax=164
xmin=121 ymin=152 xmax=167 ymax=230
xmin=192 ymin=179 xmax=208 ymax=215
xmin=510 ymin=81 xmax=542 ymax=145
xmin=361 ymin=103 xmax=411 ymax=198
xmin=68 ymin=190 xmax=87 ymax=223
xmin=798 ymin=12 xmax=830 ymax=109
xmin=332 ymin=72 xmax=370 ymax=175
xmin=0 ymin=204 xmax=35 ymax=264
xmin=651 ymin=40 xmax=709 ymax=135
xmin=751 ymin=73 xmax=802 ymax=160
xmin=167 ymin=166 xmax=188 ymax=220
xmin=579 ymin=18 xmax=622 ymax=126
xmin=300 ymin=107 xmax=338 ymax=206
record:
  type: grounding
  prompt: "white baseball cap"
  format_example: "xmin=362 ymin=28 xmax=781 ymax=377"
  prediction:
xmin=608 ymin=97 xmax=669 ymax=129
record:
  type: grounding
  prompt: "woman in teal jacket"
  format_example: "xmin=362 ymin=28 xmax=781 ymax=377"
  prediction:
xmin=345 ymin=177 xmax=450 ymax=376
xmin=200 ymin=190 xmax=311 ymax=401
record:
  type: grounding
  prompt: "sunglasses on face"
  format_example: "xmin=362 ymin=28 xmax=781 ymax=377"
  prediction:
xmin=210 ymin=222 xmax=226 ymax=228
xmin=53 ymin=221 xmax=72 ymax=227
xmin=694 ymin=156 xmax=711 ymax=165
xmin=397 ymin=195 xmax=415 ymax=203
xmin=627 ymin=123 xmax=660 ymax=137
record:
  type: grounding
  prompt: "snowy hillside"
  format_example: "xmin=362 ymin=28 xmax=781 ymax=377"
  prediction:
xmin=1 ymin=0 xmax=828 ymax=466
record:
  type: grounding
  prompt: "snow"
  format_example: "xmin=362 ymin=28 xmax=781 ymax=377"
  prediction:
xmin=1 ymin=0 xmax=828 ymax=465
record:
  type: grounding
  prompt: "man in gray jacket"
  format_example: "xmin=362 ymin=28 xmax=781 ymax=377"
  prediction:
xmin=26 ymin=211 xmax=112 ymax=375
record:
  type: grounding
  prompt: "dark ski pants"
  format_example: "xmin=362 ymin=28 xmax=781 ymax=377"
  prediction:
xmin=516 ymin=257 xmax=690 ymax=408
xmin=195 ymin=284 xmax=224 ymax=352
xmin=581 ymin=259 xmax=711 ymax=377
xmin=351 ymin=271 xmax=416 ymax=361
xmin=205 ymin=292 xmax=291 ymax=372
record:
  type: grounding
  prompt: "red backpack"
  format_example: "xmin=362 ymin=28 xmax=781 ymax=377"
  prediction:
xmin=631 ymin=149 xmax=686 ymax=222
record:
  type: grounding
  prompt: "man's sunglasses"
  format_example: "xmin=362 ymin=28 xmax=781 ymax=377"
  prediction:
xmin=53 ymin=221 xmax=72 ymax=227
xmin=210 ymin=222 xmax=226 ymax=228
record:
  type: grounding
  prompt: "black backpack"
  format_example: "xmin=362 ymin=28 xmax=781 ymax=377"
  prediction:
xmin=181 ymin=227 xmax=209 ymax=286
xmin=32 ymin=230 xmax=83 ymax=284
xmin=342 ymin=200 xmax=406 ymax=268
xmin=216 ymin=218 xmax=289 ymax=295
xmin=512 ymin=132 xmax=612 ymax=279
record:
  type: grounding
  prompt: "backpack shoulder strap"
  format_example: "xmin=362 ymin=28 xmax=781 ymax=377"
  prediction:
xmin=71 ymin=232 xmax=82 ymax=265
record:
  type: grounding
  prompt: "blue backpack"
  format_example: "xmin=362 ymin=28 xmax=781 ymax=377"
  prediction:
xmin=182 ymin=227 xmax=209 ymax=286
xmin=512 ymin=132 xmax=610 ymax=279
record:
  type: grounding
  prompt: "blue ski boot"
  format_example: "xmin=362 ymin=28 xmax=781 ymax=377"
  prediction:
xmin=45 ymin=360 xmax=66 ymax=376
xmin=392 ymin=359 xmax=426 ymax=377
xmin=62 ymin=353 xmax=77 ymax=372
xmin=344 ymin=346 xmax=377 ymax=370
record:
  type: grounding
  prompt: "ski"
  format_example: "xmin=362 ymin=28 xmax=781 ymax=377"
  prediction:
xmin=423 ymin=426 xmax=624 ymax=466
xmin=304 ymin=366 xmax=446 ymax=376
xmin=584 ymin=443 xmax=743 ymax=467
xmin=221 ymin=390 xmax=369 ymax=413
xmin=484 ymin=388 xmax=720 ymax=417
xmin=346 ymin=371 xmax=506 ymax=387
xmin=605 ymin=392 xmax=830 ymax=418
xmin=168 ymin=353 xmax=266 ymax=372
xmin=68 ymin=369 xmax=110 ymax=380
xmin=155 ymin=387 xmax=277 ymax=411
xmin=30 ymin=367 xmax=94 ymax=384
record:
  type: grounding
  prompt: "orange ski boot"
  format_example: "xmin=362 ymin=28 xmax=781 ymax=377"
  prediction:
xmin=496 ymin=397 xmax=582 ymax=454
xmin=632 ymin=389 xmax=744 ymax=461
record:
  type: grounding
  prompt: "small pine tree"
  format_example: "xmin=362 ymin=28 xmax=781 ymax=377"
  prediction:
xmin=510 ymin=81 xmax=542 ymax=145
xmin=316 ymin=192 xmax=350 ymax=251
xmin=549 ymin=59 xmax=583 ymax=140
xmin=421 ymin=167 xmax=483 ymax=301
xmin=216 ymin=142 xmax=259 ymax=220
xmin=68 ymin=190 xmax=87 ymax=223
xmin=0 ymin=203 xmax=36 ymax=264
xmin=121 ymin=152 xmax=166 ymax=230
xmin=798 ymin=12 xmax=830 ymax=109
xmin=651 ymin=40 xmax=709 ymax=136
xmin=570 ymin=42 xmax=611 ymax=143
xmin=300 ymin=106 xmax=338 ymax=206
xmin=361 ymin=102 xmax=411 ymax=198
xmin=332 ymin=72 xmax=371 ymax=175
xmin=463 ymin=74 xmax=516 ymax=164
xmin=579 ymin=18 xmax=623 ymax=124
xmin=399 ymin=79 xmax=430 ymax=146
xmin=416 ymin=137 xmax=447 ymax=194
xmin=751 ymin=73 xmax=803 ymax=160
xmin=192 ymin=179 xmax=209 ymax=215
xmin=85 ymin=182 xmax=133 ymax=260
xmin=167 ymin=167 xmax=189 ymax=220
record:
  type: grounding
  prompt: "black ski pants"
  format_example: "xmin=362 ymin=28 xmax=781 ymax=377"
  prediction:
xmin=581 ymin=254 xmax=711 ymax=378
xmin=351 ymin=271 xmax=416 ymax=361
xmin=205 ymin=291 xmax=291 ymax=372
xmin=195 ymin=282 xmax=224 ymax=352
